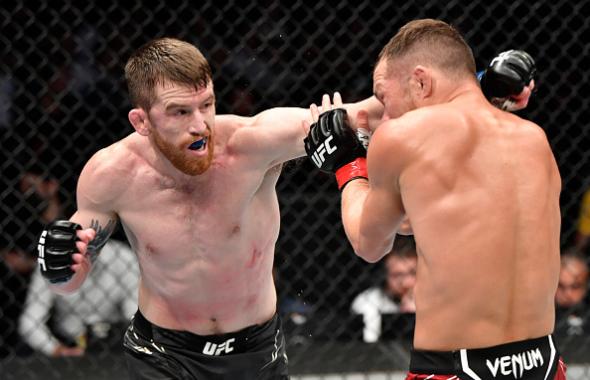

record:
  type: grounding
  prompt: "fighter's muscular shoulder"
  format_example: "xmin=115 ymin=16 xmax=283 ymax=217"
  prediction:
xmin=214 ymin=114 xmax=247 ymax=150
xmin=217 ymin=108 xmax=309 ymax=165
xmin=77 ymin=134 xmax=139 ymax=212
xmin=371 ymin=109 xmax=435 ymax=163
xmin=368 ymin=113 xmax=425 ymax=182
xmin=507 ymin=115 xmax=561 ymax=188
xmin=369 ymin=106 xmax=470 ymax=184
xmin=213 ymin=114 xmax=264 ymax=162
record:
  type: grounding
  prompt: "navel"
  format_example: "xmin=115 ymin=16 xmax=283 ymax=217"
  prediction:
xmin=230 ymin=225 xmax=241 ymax=236
xmin=145 ymin=243 xmax=157 ymax=256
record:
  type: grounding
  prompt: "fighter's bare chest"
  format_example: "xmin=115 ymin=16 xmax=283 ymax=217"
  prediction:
xmin=118 ymin=164 xmax=270 ymax=250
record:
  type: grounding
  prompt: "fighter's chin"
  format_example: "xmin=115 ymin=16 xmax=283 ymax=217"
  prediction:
xmin=169 ymin=152 xmax=211 ymax=175
xmin=165 ymin=142 xmax=214 ymax=175
xmin=180 ymin=160 xmax=212 ymax=176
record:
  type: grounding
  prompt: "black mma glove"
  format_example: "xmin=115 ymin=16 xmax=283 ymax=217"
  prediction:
xmin=304 ymin=108 xmax=368 ymax=190
xmin=478 ymin=50 xmax=536 ymax=110
xmin=37 ymin=220 xmax=82 ymax=284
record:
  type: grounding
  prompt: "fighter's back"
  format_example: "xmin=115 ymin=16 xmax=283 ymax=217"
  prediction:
xmin=394 ymin=92 xmax=562 ymax=350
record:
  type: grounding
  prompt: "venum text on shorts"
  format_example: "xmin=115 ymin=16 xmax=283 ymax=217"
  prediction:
xmin=485 ymin=348 xmax=544 ymax=378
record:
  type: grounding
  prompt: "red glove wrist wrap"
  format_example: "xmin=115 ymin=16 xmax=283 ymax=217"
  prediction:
xmin=335 ymin=158 xmax=368 ymax=190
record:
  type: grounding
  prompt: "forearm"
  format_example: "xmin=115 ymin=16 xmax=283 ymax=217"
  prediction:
xmin=343 ymin=181 xmax=400 ymax=262
xmin=237 ymin=107 xmax=311 ymax=164
xmin=48 ymin=213 xmax=115 ymax=294
xmin=344 ymin=96 xmax=383 ymax=132
xmin=341 ymin=179 xmax=370 ymax=256
xmin=48 ymin=267 xmax=90 ymax=294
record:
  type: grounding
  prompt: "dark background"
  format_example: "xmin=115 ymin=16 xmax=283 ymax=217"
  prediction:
xmin=1 ymin=1 xmax=589 ymax=378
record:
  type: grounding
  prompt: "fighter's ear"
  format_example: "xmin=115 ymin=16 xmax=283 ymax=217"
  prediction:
xmin=411 ymin=65 xmax=433 ymax=100
xmin=129 ymin=108 xmax=150 ymax=136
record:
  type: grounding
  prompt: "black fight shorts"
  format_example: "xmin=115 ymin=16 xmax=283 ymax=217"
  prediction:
xmin=407 ymin=335 xmax=565 ymax=380
xmin=123 ymin=310 xmax=288 ymax=380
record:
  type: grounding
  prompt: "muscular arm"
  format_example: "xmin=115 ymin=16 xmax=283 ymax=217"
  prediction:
xmin=228 ymin=107 xmax=311 ymax=165
xmin=344 ymin=96 xmax=384 ymax=132
xmin=226 ymin=96 xmax=383 ymax=167
xmin=50 ymin=149 xmax=119 ymax=294
xmin=341 ymin=123 xmax=406 ymax=262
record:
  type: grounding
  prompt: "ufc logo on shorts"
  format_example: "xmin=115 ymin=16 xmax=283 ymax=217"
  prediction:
xmin=311 ymin=135 xmax=337 ymax=167
xmin=202 ymin=338 xmax=235 ymax=356
xmin=37 ymin=230 xmax=47 ymax=271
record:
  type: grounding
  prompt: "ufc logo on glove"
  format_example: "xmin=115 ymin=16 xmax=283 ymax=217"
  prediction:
xmin=36 ymin=220 xmax=82 ymax=283
xmin=310 ymin=135 xmax=338 ymax=167
xmin=37 ymin=230 xmax=48 ymax=271
xmin=304 ymin=108 xmax=368 ymax=190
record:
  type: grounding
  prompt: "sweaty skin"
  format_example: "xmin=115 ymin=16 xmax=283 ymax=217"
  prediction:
xmin=341 ymin=62 xmax=561 ymax=350
xmin=52 ymin=81 xmax=381 ymax=335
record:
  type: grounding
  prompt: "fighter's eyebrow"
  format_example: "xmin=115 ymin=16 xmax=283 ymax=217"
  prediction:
xmin=165 ymin=102 xmax=190 ymax=110
xmin=165 ymin=95 xmax=215 ymax=110
xmin=201 ymin=95 xmax=215 ymax=104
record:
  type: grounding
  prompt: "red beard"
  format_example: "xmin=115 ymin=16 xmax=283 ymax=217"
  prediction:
xmin=151 ymin=129 xmax=214 ymax=176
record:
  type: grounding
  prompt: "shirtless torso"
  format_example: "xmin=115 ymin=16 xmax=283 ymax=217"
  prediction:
xmin=394 ymin=95 xmax=560 ymax=350
xmin=349 ymin=89 xmax=561 ymax=350
xmin=68 ymin=113 xmax=299 ymax=334
xmin=50 ymin=80 xmax=380 ymax=335
xmin=97 ymin=127 xmax=281 ymax=334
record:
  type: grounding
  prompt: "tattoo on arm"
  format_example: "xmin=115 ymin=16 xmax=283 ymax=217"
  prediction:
xmin=87 ymin=219 xmax=116 ymax=262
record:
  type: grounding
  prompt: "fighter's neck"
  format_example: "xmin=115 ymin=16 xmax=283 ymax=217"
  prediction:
xmin=443 ymin=82 xmax=482 ymax=104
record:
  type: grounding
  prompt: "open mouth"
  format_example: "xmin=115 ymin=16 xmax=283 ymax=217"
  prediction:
xmin=188 ymin=137 xmax=208 ymax=151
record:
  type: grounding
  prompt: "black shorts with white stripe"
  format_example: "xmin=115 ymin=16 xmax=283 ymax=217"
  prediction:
xmin=409 ymin=335 xmax=562 ymax=380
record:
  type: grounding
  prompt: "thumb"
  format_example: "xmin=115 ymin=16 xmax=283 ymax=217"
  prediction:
xmin=509 ymin=86 xmax=531 ymax=111
xmin=302 ymin=119 xmax=311 ymax=135
xmin=76 ymin=228 xmax=96 ymax=244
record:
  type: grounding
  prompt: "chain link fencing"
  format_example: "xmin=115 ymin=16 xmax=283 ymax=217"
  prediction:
xmin=1 ymin=1 xmax=589 ymax=379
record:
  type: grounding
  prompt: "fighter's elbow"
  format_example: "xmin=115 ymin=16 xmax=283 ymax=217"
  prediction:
xmin=353 ymin=236 xmax=392 ymax=263
xmin=353 ymin=244 xmax=383 ymax=263
xmin=397 ymin=218 xmax=414 ymax=236
xmin=356 ymin=251 xmax=381 ymax=263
